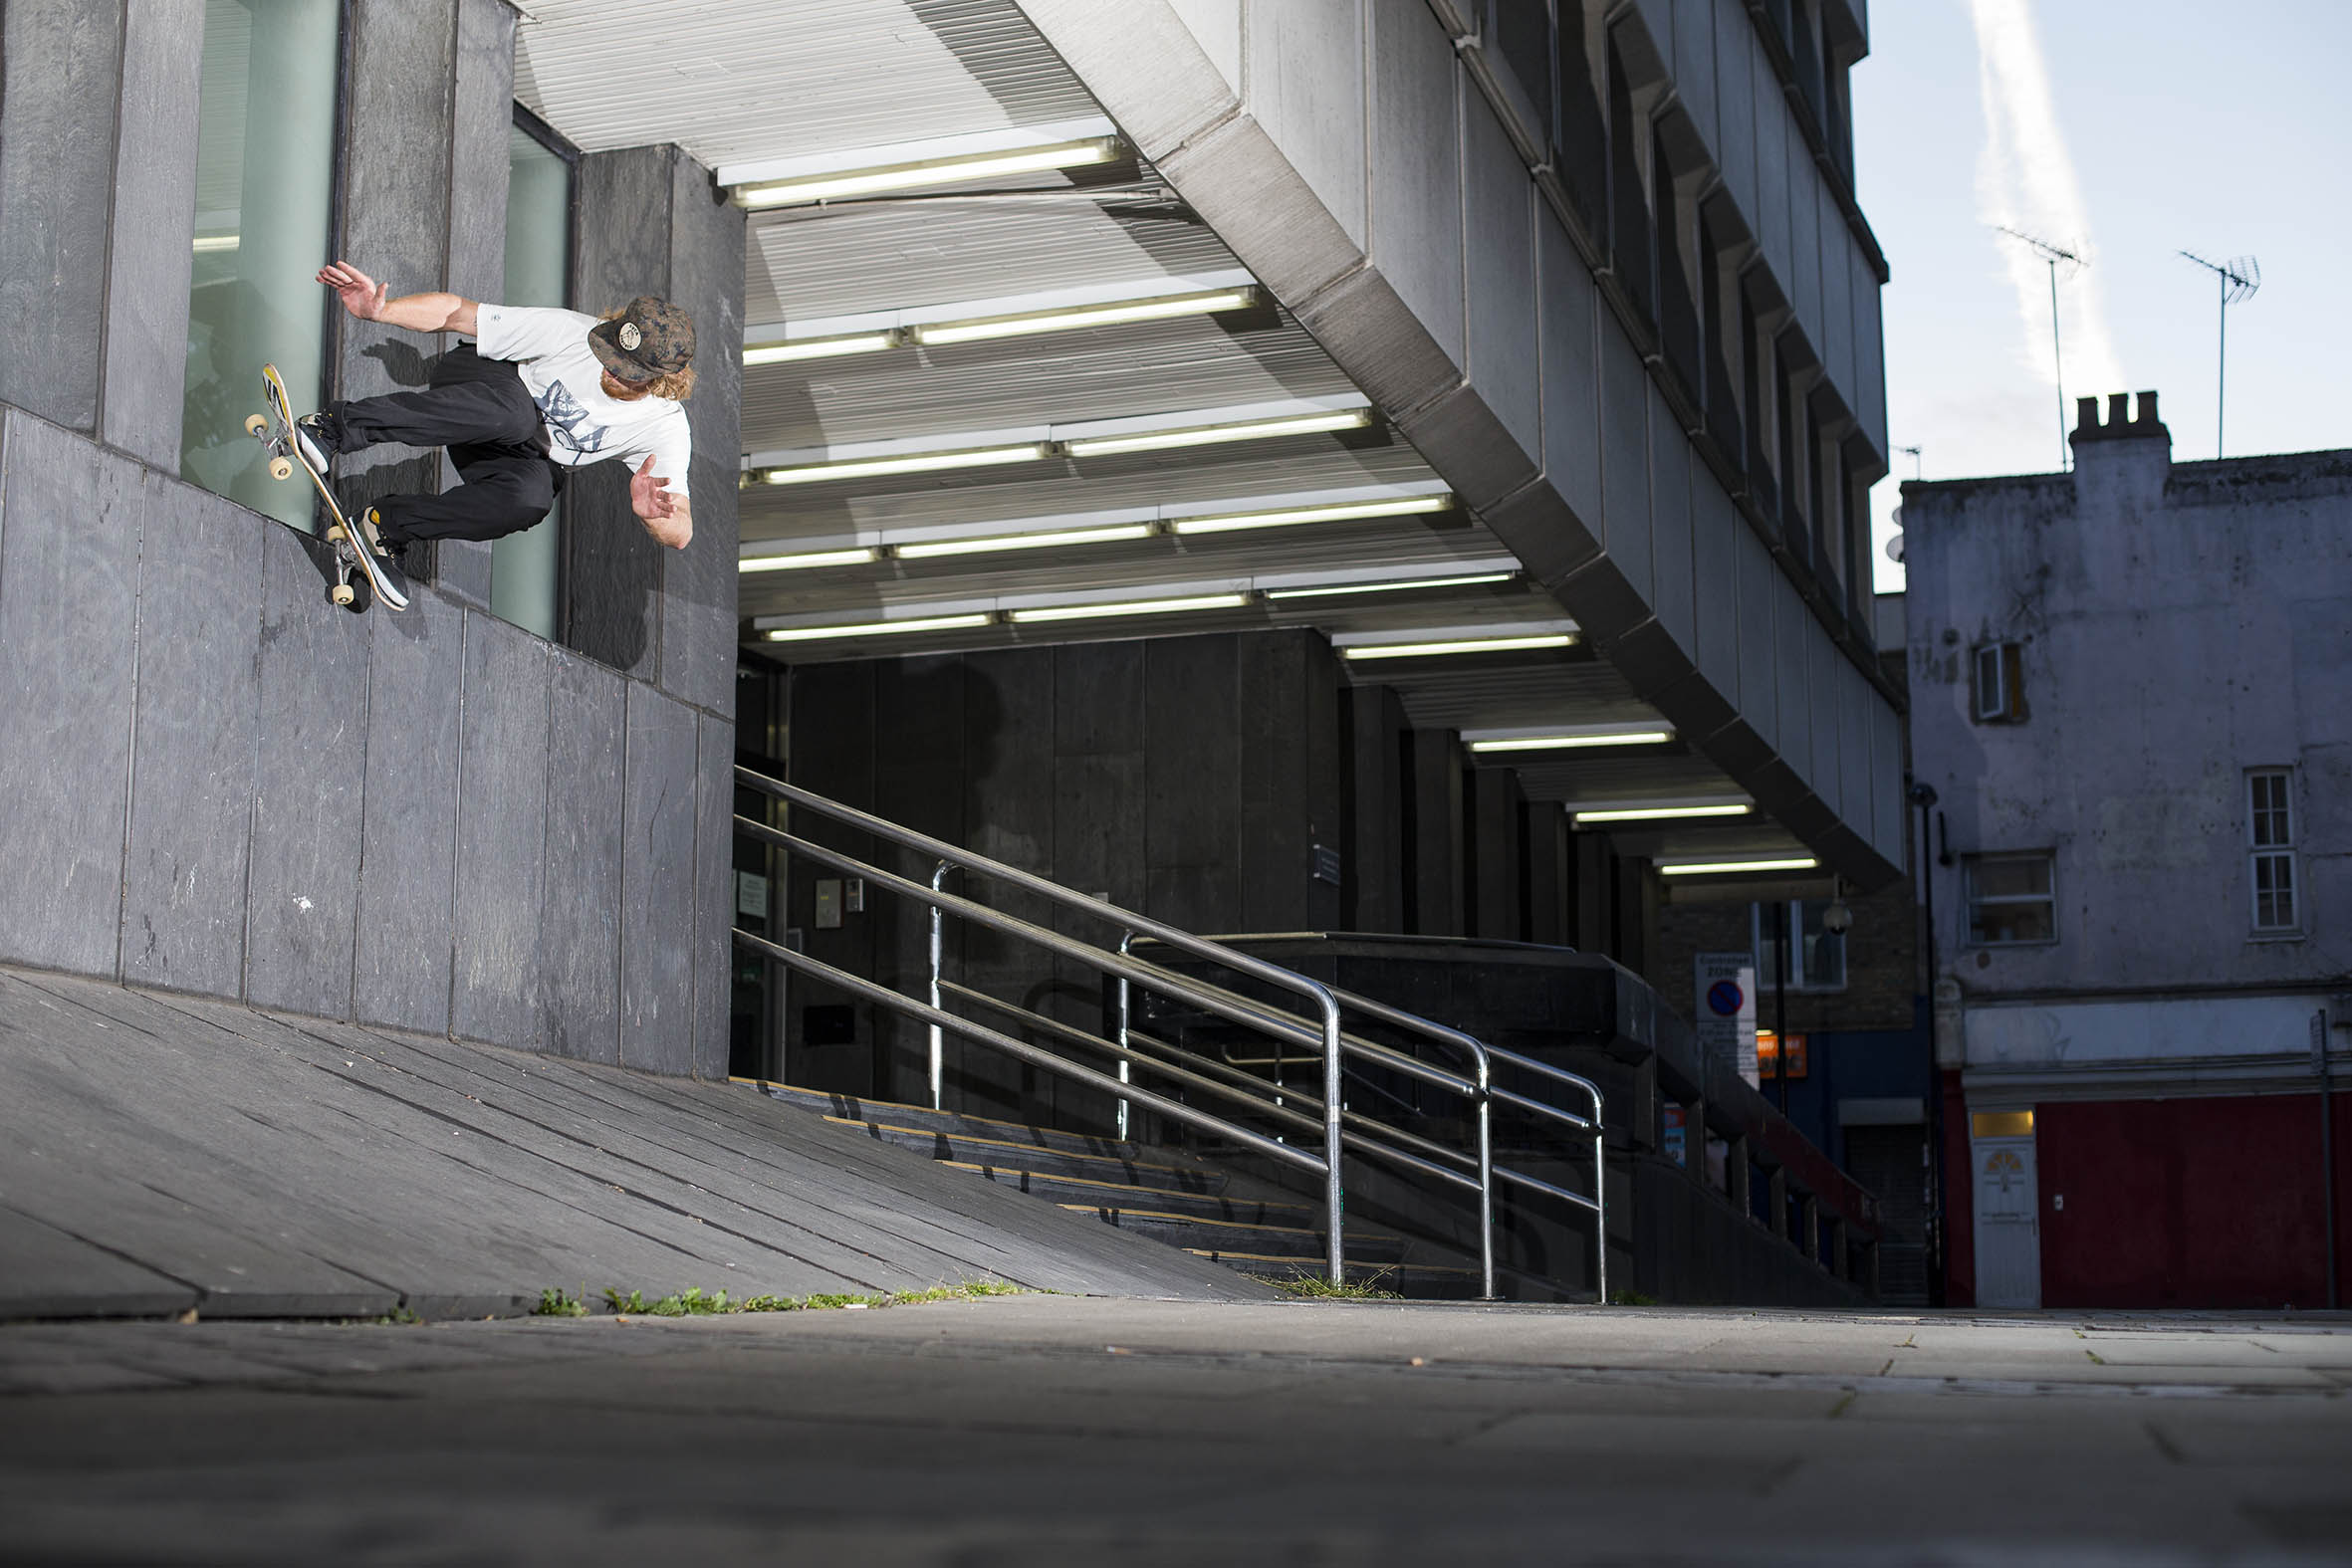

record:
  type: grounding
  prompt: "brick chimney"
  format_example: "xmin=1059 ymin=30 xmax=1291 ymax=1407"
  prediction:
xmin=2069 ymin=389 xmax=2170 ymax=511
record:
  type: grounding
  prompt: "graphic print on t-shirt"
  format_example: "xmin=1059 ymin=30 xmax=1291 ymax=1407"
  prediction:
xmin=536 ymin=378 xmax=608 ymax=456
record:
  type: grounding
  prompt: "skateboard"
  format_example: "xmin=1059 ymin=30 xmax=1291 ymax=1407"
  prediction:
xmin=248 ymin=365 xmax=409 ymax=611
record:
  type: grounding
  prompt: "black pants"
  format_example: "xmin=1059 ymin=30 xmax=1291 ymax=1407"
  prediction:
xmin=324 ymin=345 xmax=567 ymax=546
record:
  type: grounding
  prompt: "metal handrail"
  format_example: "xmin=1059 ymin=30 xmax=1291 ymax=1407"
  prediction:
xmin=1124 ymin=942 xmax=1607 ymax=1303
xmin=734 ymin=929 xmax=1324 ymax=1178
xmin=739 ymin=767 xmax=1350 ymax=1281
xmin=738 ymin=767 xmax=1611 ymax=1301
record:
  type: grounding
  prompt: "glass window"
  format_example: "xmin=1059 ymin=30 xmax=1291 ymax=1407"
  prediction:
xmin=1752 ymin=899 xmax=1846 ymax=992
xmin=490 ymin=112 xmax=576 ymax=641
xmin=1966 ymin=852 xmax=2056 ymax=946
xmin=2248 ymin=770 xmax=2300 ymax=933
xmin=181 ymin=0 xmax=344 ymax=534
xmin=1975 ymin=642 xmax=2025 ymax=722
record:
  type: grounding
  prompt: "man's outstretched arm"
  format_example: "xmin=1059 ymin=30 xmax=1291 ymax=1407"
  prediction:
xmin=319 ymin=261 xmax=478 ymax=336
xmin=629 ymin=455 xmax=693 ymax=551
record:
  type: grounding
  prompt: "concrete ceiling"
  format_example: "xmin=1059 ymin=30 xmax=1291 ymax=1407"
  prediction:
xmin=513 ymin=0 xmax=1814 ymax=868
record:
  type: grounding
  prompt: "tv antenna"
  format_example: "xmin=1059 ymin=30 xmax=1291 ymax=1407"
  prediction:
xmin=1895 ymin=444 xmax=1923 ymax=481
xmin=1996 ymin=227 xmax=2088 ymax=469
xmin=2178 ymin=252 xmax=2260 ymax=458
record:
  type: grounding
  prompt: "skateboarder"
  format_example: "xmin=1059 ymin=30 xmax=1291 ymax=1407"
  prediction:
xmin=294 ymin=261 xmax=696 ymax=578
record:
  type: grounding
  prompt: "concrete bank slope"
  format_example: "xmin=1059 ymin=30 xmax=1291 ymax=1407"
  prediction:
xmin=0 ymin=966 xmax=1275 ymax=1319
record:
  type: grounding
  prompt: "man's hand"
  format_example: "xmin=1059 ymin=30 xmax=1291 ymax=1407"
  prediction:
xmin=319 ymin=261 xmax=388 ymax=322
xmin=630 ymin=456 xmax=692 ymax=550
xmin=317 ymin=261 xmax=478 ymax=336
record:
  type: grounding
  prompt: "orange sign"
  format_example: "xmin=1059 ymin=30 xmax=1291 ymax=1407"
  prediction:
xmin=1757 ymin=1030 xmax=1808 ymax=1080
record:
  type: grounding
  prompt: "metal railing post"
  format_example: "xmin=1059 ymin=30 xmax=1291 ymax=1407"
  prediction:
xmin=1115 ymin=931 xmax=1134 ymax=1141
xmin=1319 ymin=994 xmax=1345 ymax=1286
xmin=927 ymin=860 xmax=950 ymax=1112
xmin=1475 ymin=1053 xmax=1496 ymax=1301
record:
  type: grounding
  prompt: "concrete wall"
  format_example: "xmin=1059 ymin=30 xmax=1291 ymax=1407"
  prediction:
xmin=1904 ymin=406 xmax=2352 ymax=998
xmin=1012 ymin=0 xmax=1907 ymax=890
xmin=0 ymin=0 xmax=741 ymax=1077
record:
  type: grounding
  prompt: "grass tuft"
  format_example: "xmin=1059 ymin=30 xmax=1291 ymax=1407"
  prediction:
xmin=561 ymin=1278 xmax=1028 ymax=1319
xmin=1272 ymin=1269 xmax=1402 ymax=1301
xmin=1607 ymin=1288 xmax=1660 ymax=1306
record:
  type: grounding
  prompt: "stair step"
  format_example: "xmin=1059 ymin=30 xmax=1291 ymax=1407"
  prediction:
xmin=950 ymin=1164 xmax=1317 ymax=1226
xmin=1064 ymin=1206 xmax=1407 ymax=1263
xmin=748 ymin=1081 xmax=1225 ymax=1170
xmin=832 ymin=1116 xmax=1234 ymax=1195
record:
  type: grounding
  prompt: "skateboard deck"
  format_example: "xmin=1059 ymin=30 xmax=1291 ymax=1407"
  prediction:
xmin=250 ymin=365 xmax=409 ymax=611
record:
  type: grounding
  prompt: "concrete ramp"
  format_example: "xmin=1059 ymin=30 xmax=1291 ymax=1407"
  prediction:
xmin=0 ymin=966 xmax=1274 ymax=1320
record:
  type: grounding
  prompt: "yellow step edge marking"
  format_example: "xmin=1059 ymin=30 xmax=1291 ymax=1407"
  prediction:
xmin=1182 ymin=1249 xmax=1478 ymax=1275
xmin=826 ymin=1116 xmax=1208 ymax=1176
xmin=737 ymin=1077 xmax=1137 ymax=1143
xmin=1064 ymin=1206 xmax=1401 ymax=1241
xmin=944 ymin=1161 xmax=1309 ymax=1209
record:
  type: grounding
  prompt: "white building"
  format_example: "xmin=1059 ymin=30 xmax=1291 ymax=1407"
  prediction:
xmin=1902 ymin=392 xmax=2352 ymax=1310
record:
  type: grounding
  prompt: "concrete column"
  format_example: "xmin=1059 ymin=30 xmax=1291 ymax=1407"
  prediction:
xmin=1344 ymin=685 xmax=1410 ymax=933
xmin=568 ymin=142 xmax=745 ymax=716
xmin=1524 ymin=801 xmax=1570 ymax=946
xmin=431 ymin=0 xmax=520 ymax=607
xmin=1 ymin=4 xmax=115 ymax=425
xmin=1831 ymin=1218 xmax=1849 ymax=1280
xmin=1405 ymin=728 xmax=1466 ymax=936
xmin=1801 ymin=1195 xmax=1823 ymax=1266
xmin=1570 ymin=831 xmax=1614 ymax=953
xmin=1466 ymin=765 xmax=1526 ymax=940
xmin=1726 ymin=1134 xmax=1752 ymax=1215
xmin=337 ymin=0 xmax=462 ymax=573
xmin=103 ymin=0 xmax=205 ymax=467
xmin=1767 ymin=1167 xmax=1788 ymax=1240
xmin=1629 ymin=1055 xmax=1660 ymax=1153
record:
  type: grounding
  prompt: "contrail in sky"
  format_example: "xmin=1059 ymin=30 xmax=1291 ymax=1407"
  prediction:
xmin=1969 ymin=0 xmax=2123 ymax=403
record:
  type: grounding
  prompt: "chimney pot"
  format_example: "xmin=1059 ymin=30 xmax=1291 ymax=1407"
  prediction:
xmin=2107 ymin=392 xmax=2131 ymax=429
xmin=2135 ymin=390 xmax=2160 ymax=426
xmin=2075 ymin=396 xmax=2099 ymax=434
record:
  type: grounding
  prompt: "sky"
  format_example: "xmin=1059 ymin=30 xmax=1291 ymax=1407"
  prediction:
xmin=1853 ymin=0 xmax=2352 ymax=590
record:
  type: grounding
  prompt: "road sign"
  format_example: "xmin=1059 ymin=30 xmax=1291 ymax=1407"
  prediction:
xmin=1696 ymin=952 xmax=1759 ymax=1088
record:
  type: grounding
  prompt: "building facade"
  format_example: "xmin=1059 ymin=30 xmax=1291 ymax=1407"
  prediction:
xmin=1903 ymin=393 xmax=2352 ymax=1309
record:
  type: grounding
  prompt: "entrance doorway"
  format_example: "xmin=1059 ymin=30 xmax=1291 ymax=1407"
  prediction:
xmin=1972 ymin=1110 xmax=2040 ymax=1308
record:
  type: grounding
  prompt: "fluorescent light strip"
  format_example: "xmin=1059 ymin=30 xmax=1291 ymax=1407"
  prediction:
xmin=739 ymin=548 xmax=880 ymax=573
xmin=899 ymin=524 xmax=1153 ymax=560
xmin=764 ymin=613 xmax=994 ymax=643
xmin=1341 ymin=633 xmax=1576 ymax=662
xmin=1658 ymin=856 xmax=1821 ymax=877
xmin=1170 ymin=494 xmax=1452 ymax=537
xmin=1470 ymin=731 xmax=1675 ymax=753
xmin=759 ymin=443 xmax=1048 ymax=486
xmin=734 ymin=138 xmax=1119 ymax=210
xmin=1066 ymin=409 xmax=1369 ymax=458
xmin=743 ymin=333 xmax=899 ymax=365
xmin=1572 ymin=802 xmax=1755 ymax=824
xmin=1009 ymin=593 xmax=1246 ymax=624
xmin=912 ymin=289 xmax=1256 ymax=346
xmin=192 ymin=235 xmax=240 ymax=254
xmin=1268 ymin=571 xmax=1513 ymax=601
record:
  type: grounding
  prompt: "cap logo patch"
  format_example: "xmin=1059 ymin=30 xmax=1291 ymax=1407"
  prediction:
xmin=617 ymin=323 xmax=643 ymax=350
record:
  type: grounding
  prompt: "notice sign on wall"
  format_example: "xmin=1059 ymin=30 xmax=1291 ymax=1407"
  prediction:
xmin=1695 ymin=952 xmax=1759 ymax=1088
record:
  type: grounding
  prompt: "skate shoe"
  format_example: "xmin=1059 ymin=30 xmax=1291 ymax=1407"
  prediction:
xmin=293 ymin=412 xmax=339 ymax=474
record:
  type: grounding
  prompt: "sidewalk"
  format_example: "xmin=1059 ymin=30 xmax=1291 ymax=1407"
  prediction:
xmin=1 ymin=1294 xmax=2347 ymax=1564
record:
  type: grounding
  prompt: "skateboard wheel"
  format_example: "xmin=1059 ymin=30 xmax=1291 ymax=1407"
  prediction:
xmin=326 ymin=524 xmax=347 ymax=545
xmin=269 ymin=456 xmax=294 ymax=482
xmin=331 ymin=583 xmax=357 ymax=607
xmin=245 ymin=414 xmax=268 ymax=438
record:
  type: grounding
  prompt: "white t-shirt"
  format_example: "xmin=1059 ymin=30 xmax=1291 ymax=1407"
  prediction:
xmin=475 ymin=304 xmax=693 ymax=507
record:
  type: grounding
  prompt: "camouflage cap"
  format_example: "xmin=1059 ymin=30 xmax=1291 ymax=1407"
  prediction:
xmin=588 ymin=296 xmax=695 ymax=381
